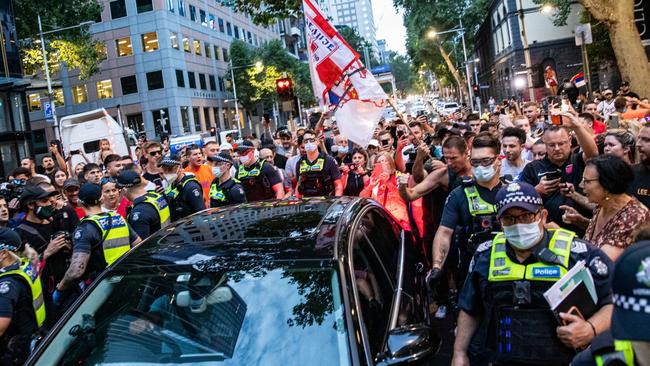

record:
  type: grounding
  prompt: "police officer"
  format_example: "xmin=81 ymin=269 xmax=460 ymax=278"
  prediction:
xmin=428 ymin=133 xmax=504 ymax=290
xmin=571 ymin=241 xmax=650 ymax=366
xmin=0 ymin=228 xmax=46 ymax=366
xmin=54 ymin=184 xmax=141 ymax=304
xmin=453 ymin=182 xmax=614 ymax=366
xmin=160 ymin=154 xmax=206 ymax=221
xmin=207 ymin=152 xmax=247 ymax=207
xmin=295 ymin=129 xmax=343 ymax=197
xmin=117 ymin=169 xmax=170 ymax=239
xmin=235 ymin=140 xmax=284 ymax=202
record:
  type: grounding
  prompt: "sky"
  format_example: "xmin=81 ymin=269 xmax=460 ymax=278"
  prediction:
xmin=371 ymin=0 xmax=407 ymax=55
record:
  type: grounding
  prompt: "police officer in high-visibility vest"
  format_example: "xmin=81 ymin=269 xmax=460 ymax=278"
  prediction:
xmin=117 ymin=169 xmax=171 ymax=239
xmin=0 ymin=228 xmax=46 ymax=366
xmin=453 ymin=182 xmax=614 ymax=366
xmin=53 ymin=183 xmax=141 ymax=307
xmin=427 ymin=134 xmax=504 ymax=291
xmin=160 ymin=154 xmax=206 ymax=221
xmin=571 ymin=241 xmax=650 ymax=366
xmin=235 ymin=140 xmax=284 ymax=202
xmin=207 ymin=152 xmax=247 ymax=207
xmin=294 ymin=129 xmax=343 ymax=197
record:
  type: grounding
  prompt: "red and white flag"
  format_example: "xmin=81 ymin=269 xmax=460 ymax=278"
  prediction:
xmin=303 ymin=0 xmax=387 ymax=147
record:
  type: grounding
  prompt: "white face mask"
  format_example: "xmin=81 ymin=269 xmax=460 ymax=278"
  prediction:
xmin=338 ymin=146 xmax=348 ymax=154
xmin=331 ymin=145 xmax=339 ymax=153
xmin=239 ymin=155 xmax=250 ymax=165
xmin=212 ymin=166 xmax=225 ymax=178
xmin=254 ymin=149 xmax=260 ymax=160
xmin=472 ymin=164 xmax=496 ymax=182
xmin=305 ymin=142 xmax=318 ymax=152
xmin=164 ymin=172 xmax=178 ymax=184
xmin=503 ymin=220 xmax=544 ymax=250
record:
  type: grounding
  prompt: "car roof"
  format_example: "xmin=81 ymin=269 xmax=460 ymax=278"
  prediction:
xmin=116 ymin=197 xmax=363 ymax=269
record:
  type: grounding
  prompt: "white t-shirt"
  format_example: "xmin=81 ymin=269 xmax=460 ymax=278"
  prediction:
xmin=500 ymin=158 xmax=530 ymax=180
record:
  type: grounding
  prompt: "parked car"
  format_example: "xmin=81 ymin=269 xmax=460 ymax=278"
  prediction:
xmin=440 ymin=102 xmax=460 ymax=116
xmin=27 ymin=198 xmax=439 ymax=366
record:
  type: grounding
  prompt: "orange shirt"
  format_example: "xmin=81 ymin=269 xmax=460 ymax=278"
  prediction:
xmin=184 ymin=164 xmax=214 ymax=206
xmin=622 ymin=108 xmax=650 ymax=120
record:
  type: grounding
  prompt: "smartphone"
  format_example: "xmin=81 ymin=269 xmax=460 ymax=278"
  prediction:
xmin=609 ymin=114 xmax=620 ymax=128
xmin=70 ymin=149 xmax=81 ymax=155
xmin=544 ymin=171 xmax=562 ymax=181
xmin=561 ymin=98 xmax=570 ymax=112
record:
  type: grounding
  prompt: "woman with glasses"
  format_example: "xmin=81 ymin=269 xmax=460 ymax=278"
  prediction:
xmin=562 ymin=155 xmax=650 ymax=261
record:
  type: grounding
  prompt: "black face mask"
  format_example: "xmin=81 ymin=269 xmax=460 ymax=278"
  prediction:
xmin=35 ymin=205 xmax=56 ymax=220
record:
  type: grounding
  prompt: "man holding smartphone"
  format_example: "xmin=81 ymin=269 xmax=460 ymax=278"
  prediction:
xmin=519 ymin=112 xmax=599 ymax=233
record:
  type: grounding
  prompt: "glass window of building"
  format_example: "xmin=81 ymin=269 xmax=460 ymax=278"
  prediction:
xmin=200 ymin=9 xmax=207 ymax=26
xmin=28 ymin=93 xmax=41 ymax=112
xmin=189 ymin=5 xmax=196 ymax=21
xmin=209 ymin=14 xmax=215 ymax=29
xmin=234 ymin=26 xmax=239 ymax=39
xmin=116 ymin=37 xmax=132 ymax=56
xmin=141 ymin=32 xmax=159 ymax=52
xmin=97 ymin=42 xmax=108 ymax=58
xmin=96 ymin=79 xmax=113 ymax=99
xmin=226 ymin=22 xmax=232 ymax=36
xmin=167 ymin=0 xmax=174 ymax=12
xmin=209 ymin=75 xmax=216 ymax=91
xmin=152 ymin=108 xmax=171 ymax=136
xmin=178 ymin=0 xmax=185 ymax=16
xmin=223 ymin=48 xmax=229 ymax=62
xmin=146 ymin=71 xmax=164 ymax=90
xmin=170 ymin=32 xmax=179 ymax=49
xmin=214 ymin=45 xmax=220 ymax=60
xmin=187 ymin=71 xmax=196 ymax=89
xmin=204 ymin=42 xmax=211 ymax=58
xmin=180 ymin=107 xmax=190 ymax=133
xmin=120 ymin=75 xmax=138 ymax=95
xmin=199 ymin=73 xmax=207 ymax=90
xmin=218 ymin=18 xmax=225 ymax=32
xmin=193 ymin=107 xmax=201 ymax=132
xmin=72 ymin=85 xmax=88 ymax=104
xmin=183 ymin=37 xmax=190 ymax=52
xmin=176 ymin=69 xmax=185 ymax=87
xmin=193 ymin=40 xmax=201 ymax=55
xmin=136 ymin=0 xmax=153 ymax=13
xmin=110 ymin=0 xmax=127 ymax=19
xmin=53 ymin=88 xmax=65 ymax=106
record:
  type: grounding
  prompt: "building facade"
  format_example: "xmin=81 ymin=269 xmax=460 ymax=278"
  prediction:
xmin=317 ymin=0 xmax=378 ymax=54
xmin=0 ymin=0 xmax=33 ymax=178
xmin=28 ymin=0 xmax=282 ymax=142
xmin=474 ymin=0 xmax=584 ymax=104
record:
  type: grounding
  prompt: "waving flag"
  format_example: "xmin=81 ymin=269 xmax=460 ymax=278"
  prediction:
xmin=571 ymin=72 xmax=586 ymax=88
xmin=303 ymin=0 xmax=387 ymax=147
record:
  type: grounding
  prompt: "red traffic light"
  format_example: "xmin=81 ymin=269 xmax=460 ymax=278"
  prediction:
xmin=209 ymin=127 xmax=216 ymax=136
xmin=276 ymin=77 xmax=294 ymax=100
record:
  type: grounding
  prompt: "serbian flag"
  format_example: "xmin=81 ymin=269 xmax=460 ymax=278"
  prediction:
xmin=303 ymin=0 xmax=388 ymax=147
xmin=571 ymin=72 xmax=586 ymax=88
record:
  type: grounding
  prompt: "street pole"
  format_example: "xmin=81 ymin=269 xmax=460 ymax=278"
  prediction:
xmin=459 ymin=17 xmax=474 ymax=111
xmin=473 ymin=62 xmax=482 ymax=112
xmin=517 ymin=0 xmax=536 ymax=102
xmin=229 ymin=59 xmax=242 ymax=138
xmin=38 ymin=14 xmax=60 ymax=141
xmin=580 ymin=32 xmax=592 ymax=97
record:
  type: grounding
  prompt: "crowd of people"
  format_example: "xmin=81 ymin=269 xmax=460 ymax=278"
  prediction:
xmin=1 ymin=80 xmax=650 ymax=365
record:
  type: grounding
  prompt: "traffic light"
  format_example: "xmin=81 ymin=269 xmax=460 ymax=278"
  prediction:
xmin=210 ymin=127 xmax=216 ymax=136
xmin=276 ymin=77 xmax=294 ymax=101
xmin=472 ymin=84 xmax=479 ymax=93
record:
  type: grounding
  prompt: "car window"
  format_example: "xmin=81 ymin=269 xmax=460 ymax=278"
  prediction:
xmin=350 ymin=209 xmax=400 ymax=359
xmin=35 ymin=266 xmax=351 ymax=366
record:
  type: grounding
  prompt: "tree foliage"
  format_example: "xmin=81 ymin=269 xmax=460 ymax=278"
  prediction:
xmin=226 ymin=0 xmax=302 ymax=25
xmin=14 ymin=0 xmax=105 ymax=80
xmin=229 ymin=40 xmax=315 ymax=115
xmin=337 ymin=26 xmax=379 ymax=67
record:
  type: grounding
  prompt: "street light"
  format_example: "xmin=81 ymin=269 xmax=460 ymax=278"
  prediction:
xmin=426 ymin=20 xmax=475 ymax=111
xmin=37 ymin=16 xmax=95 ymax=140
xmin=228 ymin=60 xmax=263 ymax=138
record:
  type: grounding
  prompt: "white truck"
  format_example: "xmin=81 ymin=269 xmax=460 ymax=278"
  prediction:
xmin=60 ymin=108 xmax=132 ymax=167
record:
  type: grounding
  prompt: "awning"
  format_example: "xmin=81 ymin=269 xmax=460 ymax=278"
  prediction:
xmin=0 ymin=76 xmax=31 ymax=91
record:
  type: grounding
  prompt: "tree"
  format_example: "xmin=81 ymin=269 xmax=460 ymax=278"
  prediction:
xmin=14 ymin=0 xmax=106 ymax=80
xmin=397 ymin=0 xmax=487 ymax=102
xmin=337 ymin=26 xmax=379 ymax=67
xmin=534 ymin=0 xmax=650 ymax=96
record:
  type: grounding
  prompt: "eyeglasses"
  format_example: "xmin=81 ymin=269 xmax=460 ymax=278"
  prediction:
xmin=582 ymin=177 xmax=599 ymax=184
xmin=470 ymin=156 xmax=497 ymax=167
xmin=100 ymin=177 xmax=115 ymax=186
xmin=500 ymin=210 xmax=540 ymax=226
xmin=149 ymin=150 xmax=162 ymax=156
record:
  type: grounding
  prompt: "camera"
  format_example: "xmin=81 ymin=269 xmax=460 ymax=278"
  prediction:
xmin=52 ymin=231 xmax=72 ymax=242
xmin=0 ymin=179 xmax=26 ymax=202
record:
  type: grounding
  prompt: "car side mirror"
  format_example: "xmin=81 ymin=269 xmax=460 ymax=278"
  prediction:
xmin=376 ymin=324 xmax=439 ymax=366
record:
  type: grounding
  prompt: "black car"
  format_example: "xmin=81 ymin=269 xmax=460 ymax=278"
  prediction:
xmin=28 ymin=197 xmax=440 ymax=365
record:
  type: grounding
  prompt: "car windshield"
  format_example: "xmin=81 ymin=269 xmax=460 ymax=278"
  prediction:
xmin=37 ymin=264 xmax=350 ymax=366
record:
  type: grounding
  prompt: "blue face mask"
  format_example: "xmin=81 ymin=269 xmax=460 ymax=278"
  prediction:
xmin=433 ymin=146 xmax=443 ymax=159
xmin=338 ymin=146 xmax=349 ymax=154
